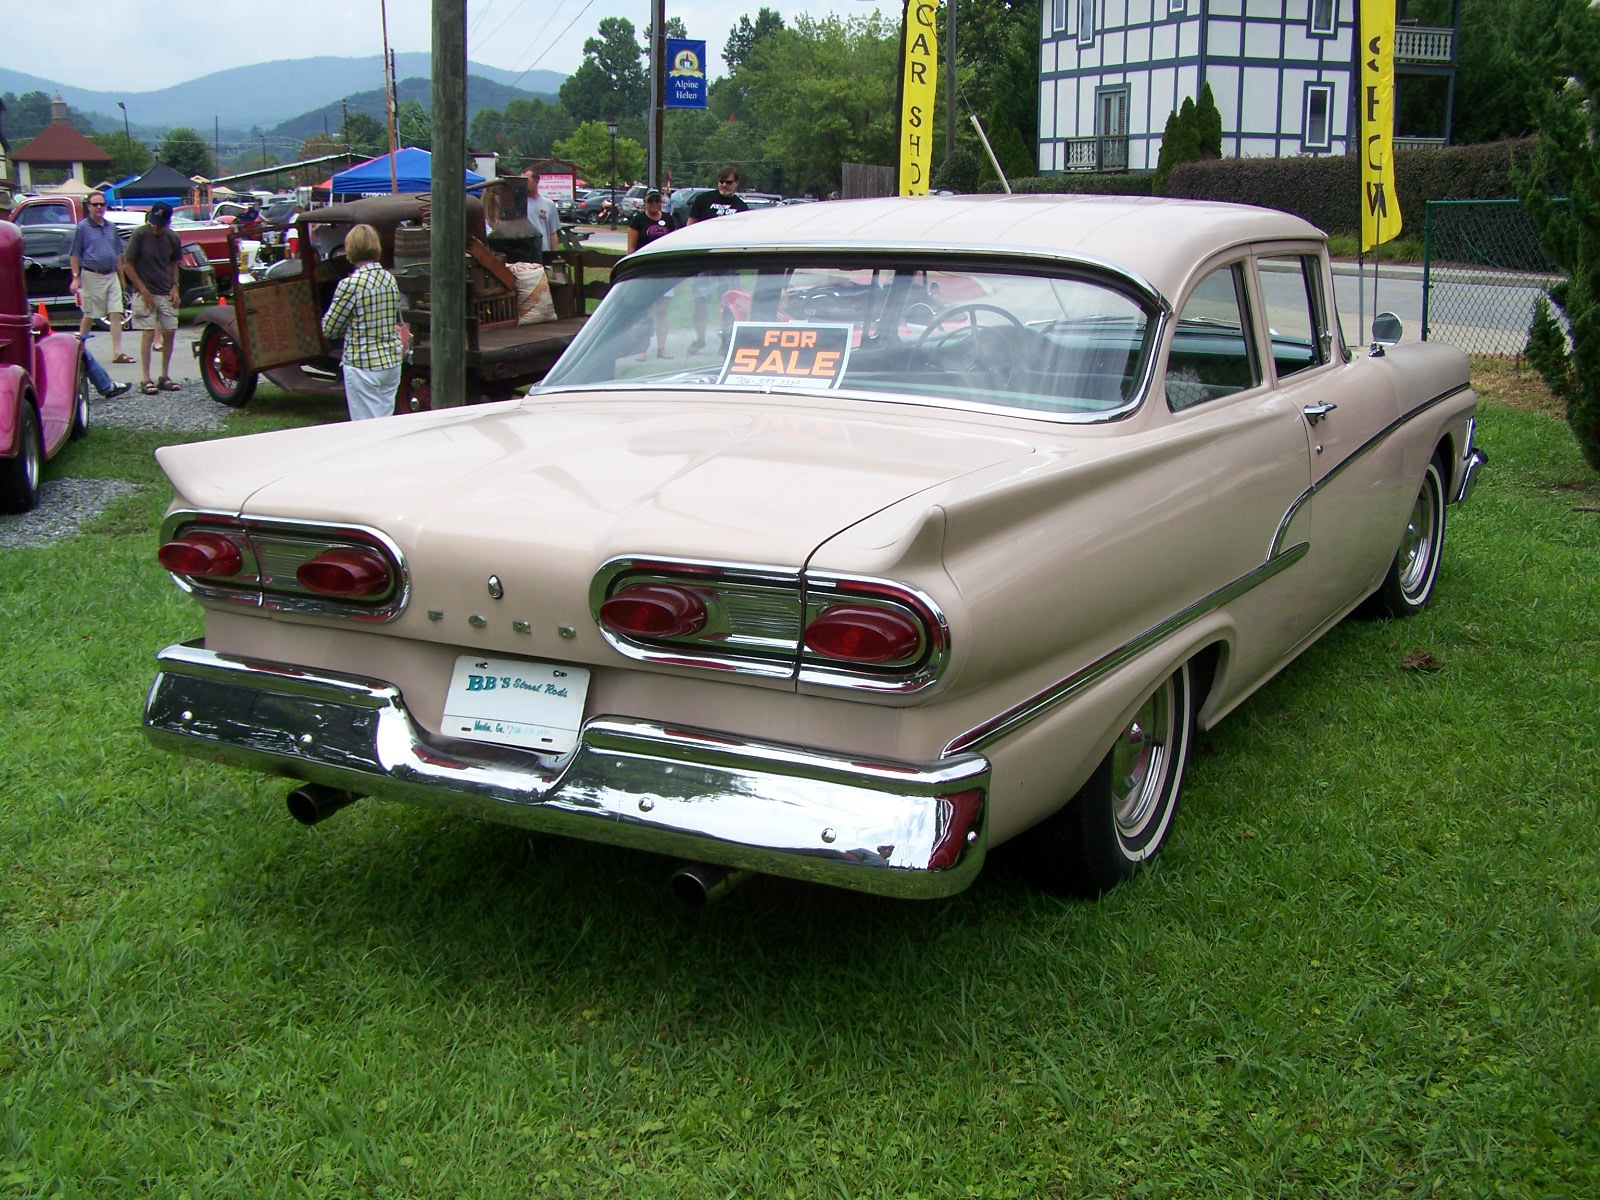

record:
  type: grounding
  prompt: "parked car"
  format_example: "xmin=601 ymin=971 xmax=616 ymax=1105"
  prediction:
xmin=142 ymin=196 xmax=1484 ymax=907
xmin=668 ymin=187 xmax=711 ymax=224
xmin=576 ymin=188 xmax=623 ymax=223
xmin=18 ymin=224 xmax=217 ymax=311
xmin=741 ymin=192 xmax=783 ymax=209
xmin=618 ymin=183 xmax=651 ymax=219
xmin=1 ymin=223 xmax=86 ymax=514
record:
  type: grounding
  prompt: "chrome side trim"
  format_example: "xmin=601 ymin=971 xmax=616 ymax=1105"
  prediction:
xmin=943 ymin=542 xmax=1309 ymax=756
xmin=1454 ymin=417 xmax=1487 ymax=503
xmin=144 ymin=642 xmax=990 ymax=898
xmin=160 ymin=509 xmax=411 ymax=624
xmin=1269 ymin=382 xmax=1471 ymax=558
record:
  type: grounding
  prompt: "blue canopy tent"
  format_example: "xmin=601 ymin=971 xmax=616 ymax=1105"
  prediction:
xmin=329 ymin=147 xmax=485 ymax=197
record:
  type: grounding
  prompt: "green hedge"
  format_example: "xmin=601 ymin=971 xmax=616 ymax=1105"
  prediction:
xmin=1164 ymin=138 xmax=1537 ymax=234
xmin=977 ymin=172 xmax=1157 ymax=196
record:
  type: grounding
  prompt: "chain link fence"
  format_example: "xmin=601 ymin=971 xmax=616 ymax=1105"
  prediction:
xmin=1422 ymin=199 xmax=1565 ymax=356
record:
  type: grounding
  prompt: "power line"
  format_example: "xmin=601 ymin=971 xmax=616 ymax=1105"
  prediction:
xmin=509 ymin=0 xmax=596 ymax=87
xmin=476 ymin=0 xmax=537 ymax=52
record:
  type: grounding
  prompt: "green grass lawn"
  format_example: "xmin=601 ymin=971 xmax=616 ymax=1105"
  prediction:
xmin=1 ymin=366 xmax=1597 ymax=1197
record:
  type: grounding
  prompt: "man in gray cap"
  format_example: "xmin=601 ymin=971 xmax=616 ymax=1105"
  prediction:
xmin=122 ymin=201 xmax=183 ymax=393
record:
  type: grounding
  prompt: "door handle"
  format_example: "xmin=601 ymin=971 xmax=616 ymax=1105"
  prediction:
xmin=1302 ymin=402 xmax=1337 ymax=425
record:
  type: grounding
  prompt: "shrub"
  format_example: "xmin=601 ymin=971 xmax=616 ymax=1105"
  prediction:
xmin=1166 ymin=138 xmax=1538 ymax=233
xmin=932 ymin=146 xmax=983 ymax=193
xmin=979 ymin=173 xmax=1157 ymax=196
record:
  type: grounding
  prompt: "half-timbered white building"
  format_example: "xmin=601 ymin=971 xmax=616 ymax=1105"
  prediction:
xmin=1038 ymin=1 xmax=1458 ymax=174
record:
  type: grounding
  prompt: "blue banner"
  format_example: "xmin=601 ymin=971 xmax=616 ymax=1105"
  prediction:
xmin=665 ymin=39 xmax=708 ymax=109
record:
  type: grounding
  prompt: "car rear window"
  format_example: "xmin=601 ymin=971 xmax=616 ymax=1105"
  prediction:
xmin=543 ymin=257 xmax=1158 ymax=419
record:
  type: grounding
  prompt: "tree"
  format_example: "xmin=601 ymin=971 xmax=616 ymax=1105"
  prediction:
xmin=742 ymin=13 xmax=899 ymax=193
xmin=1154 ymin=97 xmax=1201 ymax=193
xmin=725 ymin=8 xmax=786 ymax=73
xmin=396 ymin=99 xmax=431 ymax=151
xmin=559 ymin=17 xmax=647 ymax=122
xmin=977 ymin=108 xmax=1034 ymax=185
xmin=552 ymin=121 xmax=646 ymax=186
xmin=1516 ymin=0 xmax=1600 ymax=471
xmin=341 ymin=110 xmax=387 ymax=158
xmin=159 ymin=127 xmax=214 ymax=178
xmin=2 ymin=90 xmax=95 ymax=142
xmin=1194 ymin=83 xmax=1222 ymax=159
xmin=89 ymin=131 xmax=152 ymax=181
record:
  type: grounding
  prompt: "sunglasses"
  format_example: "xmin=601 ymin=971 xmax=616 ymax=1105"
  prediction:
xmin=88 ymin=202 xmax=106 ymax=208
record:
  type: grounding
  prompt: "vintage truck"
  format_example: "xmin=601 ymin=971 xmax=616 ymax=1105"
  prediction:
xmin=190 ymin=190 xmax=605 ymax=411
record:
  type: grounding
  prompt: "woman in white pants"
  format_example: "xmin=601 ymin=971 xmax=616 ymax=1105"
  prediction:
xmin=320 ymin=224 xmax=407 ymax=420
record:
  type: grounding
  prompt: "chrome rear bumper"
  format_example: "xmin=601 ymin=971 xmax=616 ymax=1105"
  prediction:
xmin=143 ymin=642 xmax=989 ymax=898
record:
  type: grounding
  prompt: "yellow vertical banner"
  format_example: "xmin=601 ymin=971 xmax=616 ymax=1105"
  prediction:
xmin=898 ymin=1 xmax=938 ymax=196
xmin=1360 ymin=1 xmax=1402 ymax=250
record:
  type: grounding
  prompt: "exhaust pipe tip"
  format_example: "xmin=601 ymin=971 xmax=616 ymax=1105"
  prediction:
xmin=669 ymin=863 xmax=753 ymax=912
xmin=286 ymin=783 xmax=361 ymax=826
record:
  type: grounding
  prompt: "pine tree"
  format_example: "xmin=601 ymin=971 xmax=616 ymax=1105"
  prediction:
xmin=1195 ymin=83 xmax=1223 ymax=159
xmin=1154 ymin=98 xmax=1201 ymax=193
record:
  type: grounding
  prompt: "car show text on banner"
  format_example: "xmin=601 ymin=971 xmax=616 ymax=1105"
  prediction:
xmin=897 ymin=1 xmax=938 ymax=195
xmin=665 ymin=39 xmax=708 ymax=109
xmin=1359 ymin=1 xmax=1402 ymax=251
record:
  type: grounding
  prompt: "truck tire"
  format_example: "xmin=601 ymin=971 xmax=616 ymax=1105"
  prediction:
xmin=198 ymin=323 xmax=258 ymax=407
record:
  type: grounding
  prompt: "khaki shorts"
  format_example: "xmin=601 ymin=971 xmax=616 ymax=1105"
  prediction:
xmin=78 ymin=270 xmax=123 ymax=320
xmin=130 ymin=292 xmax=178 ymax=331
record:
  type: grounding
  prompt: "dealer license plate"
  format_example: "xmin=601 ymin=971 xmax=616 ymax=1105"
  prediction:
xmin=441 ymin=655 xmax=591 ymax=754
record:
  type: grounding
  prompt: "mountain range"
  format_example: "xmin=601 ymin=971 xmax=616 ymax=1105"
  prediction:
xmin=0 ymin=55 xmax=563 ymax=133
xmin=267 ymin=75 xmax=553 ymax=145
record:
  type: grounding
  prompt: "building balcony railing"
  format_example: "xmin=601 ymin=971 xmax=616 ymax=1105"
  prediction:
xmin=1395 ymin=25 xmax=1454 ymax=63
xmin=1395 ymin=136 xmax=1448 ymax=151
xmin=1064 ymin=135 xmax=1128 ymax=173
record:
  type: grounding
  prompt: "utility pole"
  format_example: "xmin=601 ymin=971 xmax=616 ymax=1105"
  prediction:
xmin=649 ymin=0 xmax=665 ymax=188
xmin=382 ymin=0 xmax=399 ymax=193
xmin=946 ymin=0 xmax=957 ymax=158
xmin=430 ymin=0 xmax=466 ymax=408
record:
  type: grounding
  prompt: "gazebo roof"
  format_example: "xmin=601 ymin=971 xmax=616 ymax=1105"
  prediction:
xmin=13 ymin=122 xmax=112 ymax=164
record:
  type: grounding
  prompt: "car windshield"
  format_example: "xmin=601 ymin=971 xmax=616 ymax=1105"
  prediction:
xmin=542 ymin=257 xmax=1157 ymax=417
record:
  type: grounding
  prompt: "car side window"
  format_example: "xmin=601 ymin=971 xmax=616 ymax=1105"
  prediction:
xmin=16 ymin=203 xmax=71 ymax=226
xmin=1166 ymin=263 xmax=1259 ymax=411
xmin=1257 ymin=254 xmax=1331 ymax=380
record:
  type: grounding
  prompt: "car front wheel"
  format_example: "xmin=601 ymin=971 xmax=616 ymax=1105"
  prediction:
xmin=1361 ymin=453 xmax=1447 ymax=619
xmin=1021 ymin=660 xmax=1195 ymax=897
xmin=198 ymin=323 xmax=258 ymax=407
xmin=71 ymin=357 xmax=89 ymax=440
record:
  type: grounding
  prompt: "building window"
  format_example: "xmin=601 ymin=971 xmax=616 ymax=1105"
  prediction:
xmin=1303 ymin=83 xmax=1334 ymax=150
xmin=1169 ymin=0 xmax=1187 ymax=15
xmin=1078 ymin=0 xmax=1095 ymax=47
xmin=1309 ymin=0 xmax=1336 ymax=36
xmin=1053 ymin=0 xmax=1068 ymax=34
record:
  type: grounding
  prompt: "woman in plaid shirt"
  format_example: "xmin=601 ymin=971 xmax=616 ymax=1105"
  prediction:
xmin=321 ymin=224 xmax=408 ymax=420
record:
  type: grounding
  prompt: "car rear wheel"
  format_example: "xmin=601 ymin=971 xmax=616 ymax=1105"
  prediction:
xmin=71 ymin=357 xmax=90 ymax=440
xmin=1020 ymin=660 xmax=1195 ymax=897
xmin=0 ymin=402 xmax=44 ymax=514
xmin=198 ymin=323 xmax=257 ymax=407
xmin=1360 ymin=453 xmax=1447 ymax=619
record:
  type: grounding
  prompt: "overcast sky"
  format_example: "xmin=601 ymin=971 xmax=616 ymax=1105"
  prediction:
xmin=8 ymin=1 xmax=892 ymax=95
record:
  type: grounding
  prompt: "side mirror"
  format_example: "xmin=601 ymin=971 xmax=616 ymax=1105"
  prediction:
xmin=1371 ymin=312 xmax=1403 ymax=346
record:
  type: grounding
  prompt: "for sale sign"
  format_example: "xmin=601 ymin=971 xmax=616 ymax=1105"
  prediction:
xmin=537 ymin=173 xmax=575 ymax=203
xmin=718 ymin=323 xmax=853 ymax=390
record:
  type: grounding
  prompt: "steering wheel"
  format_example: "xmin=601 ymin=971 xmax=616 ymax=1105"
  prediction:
xmin=912 ymin=302 xmax=1026 ymax=383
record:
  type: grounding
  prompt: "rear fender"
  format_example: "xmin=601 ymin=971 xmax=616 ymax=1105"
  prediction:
xmin=0 ymin=363 xmax=29 ymax=457
xmin=31 ymin=331 xmax=80 ymax=457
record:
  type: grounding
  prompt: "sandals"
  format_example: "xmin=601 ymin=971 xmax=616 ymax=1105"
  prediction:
xmin=112 ymin=353 xmax=135 ymax=365
xmin=158 ymin=377 xmax=181 ymax=392
xmin=141 ymin=381 xmax=159 ymax=395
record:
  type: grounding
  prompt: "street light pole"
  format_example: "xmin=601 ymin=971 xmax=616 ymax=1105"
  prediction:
xmin=117 ymin=100 xmax=130 ymax=164
xmin=607 ymin=118 xmax=618 ymax=227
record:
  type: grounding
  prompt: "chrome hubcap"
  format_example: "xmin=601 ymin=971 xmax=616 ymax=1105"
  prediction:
xmin=1111 ymin=679 xmax=1174 ymax=837
xmin=1398 ymin=477 xmax=1437 ymax=597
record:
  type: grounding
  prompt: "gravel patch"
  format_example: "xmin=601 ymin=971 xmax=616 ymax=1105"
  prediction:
xmin=0 ymin=478 xmax=142 ymax=549
xmin=91 ymin=378 xmax=231 ymax=433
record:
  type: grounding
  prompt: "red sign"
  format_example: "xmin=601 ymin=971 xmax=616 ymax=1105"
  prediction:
xmin=718 ymin=323 xmax=853 ymax=390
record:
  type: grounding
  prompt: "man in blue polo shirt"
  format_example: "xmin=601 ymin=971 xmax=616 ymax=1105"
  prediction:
xmin=68 ymin=193 xmax=131 ymax=364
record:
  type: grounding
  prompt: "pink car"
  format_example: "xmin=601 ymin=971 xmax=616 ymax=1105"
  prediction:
xmin=0 ymin=222 xmax=87 ymax=514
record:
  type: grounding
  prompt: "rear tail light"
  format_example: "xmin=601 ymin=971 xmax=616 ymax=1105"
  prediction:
xmin=158 ymin=531 xmax=243 ymax=578
xmin=803 ymin=604 xmax=922 ymax=664
xmin=296 ymin=547 xmax=393 ymax=597
xmin=180 ymin=248 xmax=203 ymax=269
xmin=599 ymin=583 xmax=708 ymax=638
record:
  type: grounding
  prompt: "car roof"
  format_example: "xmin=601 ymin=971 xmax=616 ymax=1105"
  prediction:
xmin=630 ymin=194 xmax=1325 ymax=308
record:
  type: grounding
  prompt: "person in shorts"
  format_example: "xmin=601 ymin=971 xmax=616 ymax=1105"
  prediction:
xmin=686 ymin=167 xmax=748 ymax=354
xmin=122 ymin=202 xmax=183 ymax=393
xmin=68 ymin=193 xmax=131 ymax=364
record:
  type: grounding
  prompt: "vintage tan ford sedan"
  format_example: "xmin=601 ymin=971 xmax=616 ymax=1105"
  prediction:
xmin=144 ymin=196 xmax=1486 ymax=906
